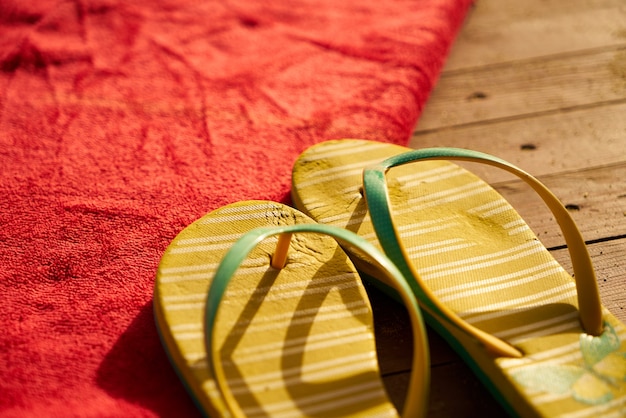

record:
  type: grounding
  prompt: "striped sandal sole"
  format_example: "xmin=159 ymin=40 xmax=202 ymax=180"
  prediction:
xmin=154 ymin=200 xmax=429 ymax=417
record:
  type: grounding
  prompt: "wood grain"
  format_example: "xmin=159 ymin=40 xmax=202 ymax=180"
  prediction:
xmin=443 ymin=1 xmax=626 ymax=70
xmin=410 ymin=101 xmax=626 ymax=182
xmin=493 ymin=163 xmax=626 ymax=247
xmin=414 ymin=47 xmax=626 ymax=131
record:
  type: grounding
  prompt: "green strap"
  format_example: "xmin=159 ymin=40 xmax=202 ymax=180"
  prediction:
xmin=204 ymin=223 xmax=429 ymax=418
xmin=363 ymin=147 xmax=603 ymax=356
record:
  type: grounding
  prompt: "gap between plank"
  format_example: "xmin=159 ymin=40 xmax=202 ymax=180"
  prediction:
xmin=548 ymin=234 xmax=626 ymax=252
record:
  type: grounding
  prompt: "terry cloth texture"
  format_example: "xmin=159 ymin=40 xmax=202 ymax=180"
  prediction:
xmin=0 ymin=0 xmax=472 ymax=416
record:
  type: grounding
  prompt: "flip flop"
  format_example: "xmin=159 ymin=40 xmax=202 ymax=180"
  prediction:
xmin=153 ymin=200 xmax=429 ymax=417
xmin=291 ymin=139 xmax=626 ymax=417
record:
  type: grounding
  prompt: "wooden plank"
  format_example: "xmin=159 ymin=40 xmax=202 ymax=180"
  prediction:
xmin=444 ymin=0 xmax=626 ymax=70
xmin=493 ymin=163 xmax=626 ymax=248
xmin=461 ymin=0 xmax=621 ymax=21
xmin=414 ymin=47 xmax=626 ymax=131
xmin=410 ymin=101 xmax=626 ymax=183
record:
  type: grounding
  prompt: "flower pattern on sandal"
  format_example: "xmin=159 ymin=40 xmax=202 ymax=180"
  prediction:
xmin=512 ymin=323 xmax=626 ymax=407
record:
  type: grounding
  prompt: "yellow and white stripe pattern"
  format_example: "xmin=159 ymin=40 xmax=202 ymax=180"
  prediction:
xmin=154 ymin=201 xmax=398 ymax=417
xmin=291 ymin=139 xmax=626 ymax=418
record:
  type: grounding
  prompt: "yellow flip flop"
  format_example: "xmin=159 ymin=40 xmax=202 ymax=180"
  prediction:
xmin=291 ymin=139 xmax=626 ymax=417
xmin=153 ymin=200 xmax=429 ymax=417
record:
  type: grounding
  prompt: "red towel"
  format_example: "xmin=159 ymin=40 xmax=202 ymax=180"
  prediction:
xmin=0 ymin=0 xmax=471 ymax=416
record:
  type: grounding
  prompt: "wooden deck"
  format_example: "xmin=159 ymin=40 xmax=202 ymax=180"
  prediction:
xmin=375 ymin=0 xmax=626 ymax=415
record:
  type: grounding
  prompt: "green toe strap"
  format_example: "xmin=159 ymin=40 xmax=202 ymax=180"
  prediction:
xmin=204 ymin=223 xmax=429 ymax=418
xmin=363 ymin=147 xmax=603 ymax=358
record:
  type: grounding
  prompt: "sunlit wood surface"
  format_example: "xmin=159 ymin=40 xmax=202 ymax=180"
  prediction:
xmin=374 ymin=0 xmax=626 ymax=415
